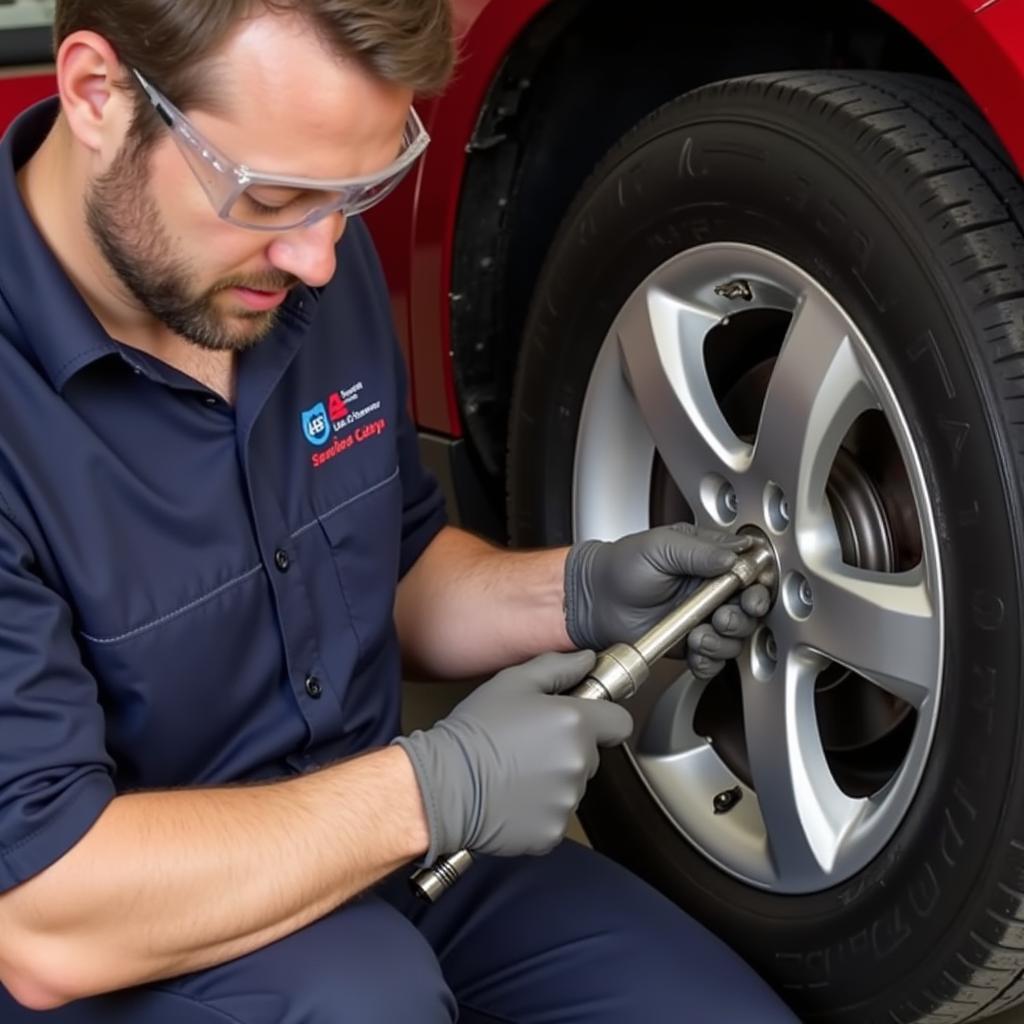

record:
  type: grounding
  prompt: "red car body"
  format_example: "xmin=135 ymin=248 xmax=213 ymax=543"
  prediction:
xmin=379 ymin=0 xmax=1024 ymax=437
xmin=2 ymin=0 xmax=1023 ymax=442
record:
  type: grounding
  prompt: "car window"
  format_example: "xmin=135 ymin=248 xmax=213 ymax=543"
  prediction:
xmin=0 ymin=0 xmax=54 ymax=31
xmin=0 ymin=0 xmax=53 ymax=66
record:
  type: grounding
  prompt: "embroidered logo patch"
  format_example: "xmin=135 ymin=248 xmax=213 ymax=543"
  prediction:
xmin=301 ymin=403 xmax=331 ymax=447
xmin=302 ymin=381 xmax=388 ymax=467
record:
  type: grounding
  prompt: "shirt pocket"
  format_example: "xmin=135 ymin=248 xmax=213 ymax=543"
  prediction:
xmin=316 ymin=467 xmax=402 ymax=659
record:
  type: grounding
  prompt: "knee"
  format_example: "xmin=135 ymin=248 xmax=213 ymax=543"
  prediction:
xmin=619 ymin=900 xmax=799 ymax=1020
xmin=550 ymin=847 xmax=799 ymax=1020
xmin=278 ymin=908 xmax=456 ymax=1024
xmin=176 ymin=902 xmax=457 ymax=1024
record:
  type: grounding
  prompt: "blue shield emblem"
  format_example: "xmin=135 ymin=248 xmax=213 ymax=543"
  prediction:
xmin=302 ymin=403 xmax=331 ymax=447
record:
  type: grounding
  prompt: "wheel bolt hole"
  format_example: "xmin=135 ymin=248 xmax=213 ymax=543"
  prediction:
xmin=752 ymin=626 xmax=778 ymax=680
xmin=783 ymin=571 xmax=814 ymax=621
xmin=701 ymin=475 xmax=738 ymax=525
xmin=764 ymin=483 xmax=791 ymax=533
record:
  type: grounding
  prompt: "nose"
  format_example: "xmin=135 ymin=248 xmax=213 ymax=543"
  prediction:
xmin=266 ymin=212 xmax=346 ymax=288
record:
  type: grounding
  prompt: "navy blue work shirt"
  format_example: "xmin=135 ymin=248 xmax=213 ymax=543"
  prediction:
xmin=0 ymin=101 xmax=447 ymax=893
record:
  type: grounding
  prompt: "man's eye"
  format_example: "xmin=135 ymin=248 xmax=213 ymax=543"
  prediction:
xmin=244 ymin=193 xmax=291 ymax=215
xmin=243 ymin=192 xmax=303 ymax=216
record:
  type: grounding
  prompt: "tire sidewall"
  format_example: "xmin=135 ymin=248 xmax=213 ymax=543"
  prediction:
xmin=508 ymin=81 xmax=1024 ymax=1015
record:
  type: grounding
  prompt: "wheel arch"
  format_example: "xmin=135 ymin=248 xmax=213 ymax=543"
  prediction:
xmin=443 ymin=0 xmax=1024 ymax=516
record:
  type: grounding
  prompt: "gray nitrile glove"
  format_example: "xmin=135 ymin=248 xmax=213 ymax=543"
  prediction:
xmin=394 ymin=651 xmax=632 ymax=862
xmin=564 ymin=523 xmax=771 ymax=681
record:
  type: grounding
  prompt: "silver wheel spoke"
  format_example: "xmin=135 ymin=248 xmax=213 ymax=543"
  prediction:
xmin=750 ymin=292 xmax=878 ymax=525
xmin=616 ymin=286 xmax=750 ymax=503
xmin=742 ymin=650 xmax=865 ymax=883
xmin=634 ymin=669 xmax=708 ymax=758
xmin=801 ymin=564 xmax=938 ymax=709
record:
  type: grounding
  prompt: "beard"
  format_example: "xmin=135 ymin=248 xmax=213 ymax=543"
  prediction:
xmin=84 ymin=138 xmax=298 ymax=353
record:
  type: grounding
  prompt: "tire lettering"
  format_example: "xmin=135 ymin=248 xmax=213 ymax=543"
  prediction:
xmin=835 ymin=845 xmax=899 ymax=907
xmin=972 ymin=590 xmax=1006 ymax=630
xmin=952 ymin=778 xmax=979 ymax=823
xmin=971 ymin=663 xmax=997 ymax=728
xmin=908 ymin=330 xmax=956 ymax=400
xmin=784 ymin=174 xmax=892 ymax=312
xmin=677 ymin=137 xmax=698 ymax=179
xmin=872 ymin=906 xmax=913 ymax=958
xmin=909 ymin=863 xmax=940 ymax=919
xmin=939 ymin=419 xmax=970 ymax=471
xmin=939 ymin=808 xmax=964 ymax=868
xmin=780 ymin=901 xmax=922 ymax=983
xmin=775 ymin=949 xmax=829 ymax=987
xmin=616 ymin=165 xmax=647 ymax=210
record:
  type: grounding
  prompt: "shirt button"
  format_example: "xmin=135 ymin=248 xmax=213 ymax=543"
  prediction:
xmin=304 ymin=675 xmax=323 ymax=699
xmin=203 ymin=396 xmax=217 ymax=407
xmin=274 ymin=549 xmax=290 ymax=573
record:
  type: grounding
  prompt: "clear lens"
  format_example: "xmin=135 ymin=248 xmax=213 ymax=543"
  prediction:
xmin=228 ymin=186 xmax=343 ymax=228
xmin=141 ymin=66 xmax=429 ymax=231
xmin=225 ymin=163 xmax=415 ymax=229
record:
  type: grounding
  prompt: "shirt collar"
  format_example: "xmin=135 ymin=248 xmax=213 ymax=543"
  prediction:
xmin=0 ymin=98 xmax=121 ymax=392
xmin=0 ymin=98 xmax=322 ymax=395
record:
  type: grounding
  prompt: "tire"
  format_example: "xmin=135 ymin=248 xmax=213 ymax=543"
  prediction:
xmin=508 ymin=72 xmax=1024 ymax=1023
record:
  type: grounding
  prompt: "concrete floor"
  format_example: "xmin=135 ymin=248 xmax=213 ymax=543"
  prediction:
xmin=402 ymin=679 xmax=1024 ymax=1023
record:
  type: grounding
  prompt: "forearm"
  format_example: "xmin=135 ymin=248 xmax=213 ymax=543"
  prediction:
xmin=0 ymin=746 xmax=427 ymax=1009
xmin=395 ymin=526 xmax=575 ymax=679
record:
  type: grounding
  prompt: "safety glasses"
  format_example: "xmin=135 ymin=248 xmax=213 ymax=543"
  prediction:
xmin=131 ymin=69 xmax=430 ymax=231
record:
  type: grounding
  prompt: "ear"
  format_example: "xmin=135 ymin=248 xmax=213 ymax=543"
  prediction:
xmin=56 ymin=31 xmax=133 ymax=158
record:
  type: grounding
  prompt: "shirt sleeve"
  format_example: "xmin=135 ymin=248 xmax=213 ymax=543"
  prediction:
xmin=0 ymin=510 xmax=115 ymax=893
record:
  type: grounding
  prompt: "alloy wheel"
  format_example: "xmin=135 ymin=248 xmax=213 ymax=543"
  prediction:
xmin=573 ymin=243 xmax=944 ymax=894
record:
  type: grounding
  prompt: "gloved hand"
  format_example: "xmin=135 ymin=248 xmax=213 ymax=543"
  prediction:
xmin=394 ymin=650 xmax=632 ymax=862
xmin=564 ymin=523 xmax=771 ymax=680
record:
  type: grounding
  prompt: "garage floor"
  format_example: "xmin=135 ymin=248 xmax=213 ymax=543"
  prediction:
xmin=402 ymin=680 xmax=1024 ymax=1023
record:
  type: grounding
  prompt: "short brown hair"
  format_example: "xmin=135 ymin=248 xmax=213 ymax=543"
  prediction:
xmin=55 ymin=0 xmax=454 ymax=142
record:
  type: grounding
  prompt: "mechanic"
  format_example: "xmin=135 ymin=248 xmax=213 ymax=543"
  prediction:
xmin=0 ymin=2 xmax=799 ymax=1021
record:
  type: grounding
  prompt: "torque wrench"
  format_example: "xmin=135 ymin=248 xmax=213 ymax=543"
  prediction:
xmin=410 ymin=541 xmax=776 ymax=902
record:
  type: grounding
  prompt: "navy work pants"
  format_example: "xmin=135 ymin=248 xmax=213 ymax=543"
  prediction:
xmin=1 ymin=841 xmax=799 ymax=1022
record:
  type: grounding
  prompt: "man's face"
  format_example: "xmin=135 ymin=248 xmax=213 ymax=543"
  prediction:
xmin=86 ymin=15 xmax=413 ymax=353
xmin=85 ymin=137 xmax=300 ymax=353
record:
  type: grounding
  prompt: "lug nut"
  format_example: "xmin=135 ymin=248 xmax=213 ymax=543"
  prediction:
xmin=783 ymin=571 xmax=814 ymax=621
xmin=752 ymin=626 xmax=779 ymax=681
xmin=764 ymin=483 xmax=791 ymax=534
xmin=723 ymin=488 xmax=738 ymax=514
